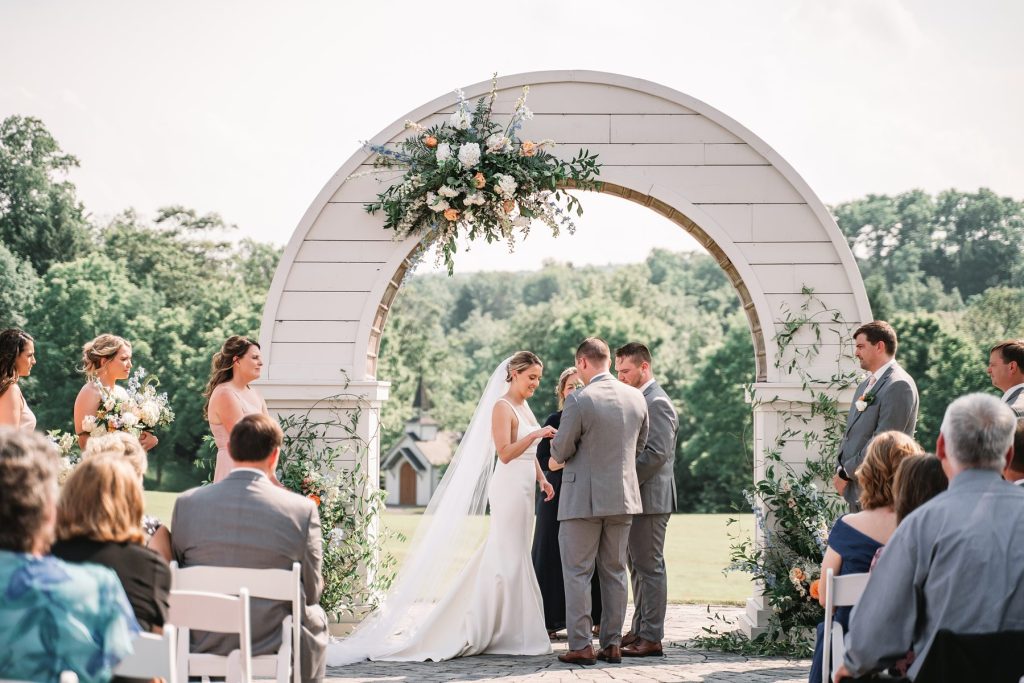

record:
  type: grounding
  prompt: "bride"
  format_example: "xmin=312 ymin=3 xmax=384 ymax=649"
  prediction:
xmin=327 ymin=351 xmax=556 ymax=663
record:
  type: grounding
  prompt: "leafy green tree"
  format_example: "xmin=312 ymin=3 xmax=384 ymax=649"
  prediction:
xmin=0 ymin=242 xmax=40 ymax=328
xmin=0 ymin=116 xmax=90 ymax=272
xmin=961 ymin=287 xmax=1024 ymax=345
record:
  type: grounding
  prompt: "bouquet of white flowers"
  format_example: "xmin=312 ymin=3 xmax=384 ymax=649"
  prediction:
xmin=81 ymin=367 xmax=175 ymax=438
xmin=47 ymin=429 xmax=80 ymax=485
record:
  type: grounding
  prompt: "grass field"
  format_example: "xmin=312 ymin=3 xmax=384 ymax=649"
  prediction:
xmin=144 ymin=491 xmax=755 ymax=605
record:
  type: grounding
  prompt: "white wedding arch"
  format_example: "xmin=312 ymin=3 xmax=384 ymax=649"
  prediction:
xmin=257 ymin=70 xmax=870 ymax=634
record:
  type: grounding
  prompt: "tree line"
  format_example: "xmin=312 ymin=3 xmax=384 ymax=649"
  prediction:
xmin=2 ymin=114 xmax=1022 ymax=509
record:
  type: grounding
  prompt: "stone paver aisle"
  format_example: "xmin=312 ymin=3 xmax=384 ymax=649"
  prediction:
xmin=326 ymin=604 xmax=811 ymax=682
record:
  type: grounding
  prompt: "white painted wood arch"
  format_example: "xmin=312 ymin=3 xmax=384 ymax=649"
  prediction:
xmin=258 ymin=71 xmax=870 ymax=633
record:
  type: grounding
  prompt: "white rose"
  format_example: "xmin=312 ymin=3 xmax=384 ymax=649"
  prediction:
xmin=855 ymin=399 xmax=867 ymax=412
xmin=112 ymin=386 xmax=130 ymax=402
xmin=140 ymin=401 xmax=161 ymax=426
xmin=493 ymin=173 xmax=517 ymax=197
xmin=449 ymin=110 xmax=471 ymax=130
xmin=121 ymin=411 xmax=139 ymax=429
xmin=103 ymin=397 xmax=116 ymax=411
xmin=436 ymin=142 xmax=451 ymax=163
xmin=425 ymin=192 xmax=449 ymax=213
xmin=81 ymin=415 xmax=97 ymax=432
xmin=485 ymin=134 xmax=510 ymax=152
xmin=457 ymin=142 xmax=481 ymax=169
xmin=437 ymin=185 xmax=460 ymax=198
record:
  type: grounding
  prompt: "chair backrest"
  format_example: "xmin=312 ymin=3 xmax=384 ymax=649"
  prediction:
xmin=170 ymin=562 xmax=300 ymax=683
xmin=169 ymin=589 xmax=252 ymax=683
xmin=113 ymin=626 xmax=177 ymax=680
xmin=822 ymin=569 xmax=870 ymax=683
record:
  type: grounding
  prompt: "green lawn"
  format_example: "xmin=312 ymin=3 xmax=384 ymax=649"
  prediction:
xmin=145 ymin=491 xmax=755 ymax=605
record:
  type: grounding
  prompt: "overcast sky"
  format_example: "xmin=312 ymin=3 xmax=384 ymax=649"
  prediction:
xmin=2 ymin=0 xmax=1021 ymax=273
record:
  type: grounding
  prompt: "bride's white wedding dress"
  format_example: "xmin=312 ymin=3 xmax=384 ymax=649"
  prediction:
xmin=326 ymin=359 xmax=551 ymax=665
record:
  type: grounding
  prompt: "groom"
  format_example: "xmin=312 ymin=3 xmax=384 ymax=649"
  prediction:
xmin=551 ymin=338 xmax=649 ymax=665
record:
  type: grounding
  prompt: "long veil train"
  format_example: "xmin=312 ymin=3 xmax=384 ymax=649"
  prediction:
xmin=326 ymin=357 xmax=513 ymax=665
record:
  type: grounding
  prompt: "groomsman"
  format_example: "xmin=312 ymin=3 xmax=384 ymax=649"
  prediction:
xmin=614 ymin=343 xmax=678 ymax=658
xmin=987 ymin=339 xmax=1024 ymax=416
xmin=835 ymin=321 xmax=919 ymax=511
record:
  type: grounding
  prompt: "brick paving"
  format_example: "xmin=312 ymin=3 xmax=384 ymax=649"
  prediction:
xmin=325 ymin=604 xmax=811 ymax=682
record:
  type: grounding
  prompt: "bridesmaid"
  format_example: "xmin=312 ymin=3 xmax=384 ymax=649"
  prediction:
xmin=204 ymin=335 xmax=275 ymax=483
xmin=0 ymin=329 xmax=37 ymax=430
xmin=531 ymin=366 xmax=602 ymax=638
xmin=74 ymin=334 xmax=158 ymax=451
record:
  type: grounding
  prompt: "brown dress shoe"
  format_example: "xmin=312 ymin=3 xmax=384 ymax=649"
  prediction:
xmin=558 ymin=644 xmax=597 ymax=665
xmin=620 ymin=631 xmax=639 ymax=647
xmin=622 ymin=638 xmax=664 ymax=657
xmin=597 ymin=645 xmax=622 ymax=663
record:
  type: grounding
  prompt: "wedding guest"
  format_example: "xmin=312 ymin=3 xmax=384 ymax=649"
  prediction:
xmin=0 ymin=428 xmax=139 ymax=683
xmin=893 ymin=454 xmax=948 ymax=523
xmin=1003 ymin=417 xmax=1024 ymax=485
xmin=531 ymin=366 xmax=602 ymax=638
xmin=52 ymin=454 xmax=170 ymax=633
xmin=172 ymin=413 xmax=327 ymax=681
xmin=987 ymin=339 xmax=1024 ymax=415
xmin=809 ymin=430 xmax=923 ymax=683
xmin=82 ymin=431 xmax=173 ymax=561
xmin=834 ymin=321 xmax=919 ymax=512
xmin=204 ymin=335 xmax=273 ymax=483
xmin=836 ymin=394 xmax=1024 ymax=682
xmin=74 ymin=333 xmax=158 ymax=451
xmin=0 ymin=328 xmax=37 ymax=430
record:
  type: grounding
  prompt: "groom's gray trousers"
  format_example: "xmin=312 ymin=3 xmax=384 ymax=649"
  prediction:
xmin=559 ymin=514 xmax=632 ymax=651
xmin=627 ymin=513 xmax=671 ymax=641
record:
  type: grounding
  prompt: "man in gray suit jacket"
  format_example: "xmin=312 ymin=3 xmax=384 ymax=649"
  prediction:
xmin=172 ymin=414 xmax=328 ymax=682
xmin=835 ymin=320 xmax=919 ymax=511
xmin=614 ymin=343 xmax=677 ymax=658
xmin=987 ymin=339 xmax=1024 ymax=416
xmin=551 ymin=338 xmax=648 ymax=666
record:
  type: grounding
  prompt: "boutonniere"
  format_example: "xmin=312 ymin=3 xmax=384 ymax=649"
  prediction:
xmin=855 ymin=388 xmax=878 ymax=412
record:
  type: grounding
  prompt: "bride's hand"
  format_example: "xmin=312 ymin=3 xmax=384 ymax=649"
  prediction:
xmin=531 ymin=426 xmax=557 ymax=441
xmin=539 ymin=479 xmax=555 ymax=501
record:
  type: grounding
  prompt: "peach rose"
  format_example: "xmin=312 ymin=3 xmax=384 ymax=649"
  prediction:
xmin=443 ymin=208 xmax=460 ymax=222
xmin=502 ymin=199 xmax=515 ymax=214
xmin=308 ymin=494 xmax=321 ymax=507
xmin=809 ymin=579 xmax=820 ymax=600
xmin=423 ymin=135 xmax=438 ymax=148
xmin=520 ymin=140 xmax=536 ymax=157
xmin=473 ymin=172 xmax=486 ymax=189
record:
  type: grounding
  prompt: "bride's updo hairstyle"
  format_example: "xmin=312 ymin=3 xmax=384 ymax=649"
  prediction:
xmin=505 ymin=351 xmax=542 ymax=382
xmin=203 ymin=335 xmax=260 ymax=418
xmin=81 ymin=334 xmax=130 ymax=378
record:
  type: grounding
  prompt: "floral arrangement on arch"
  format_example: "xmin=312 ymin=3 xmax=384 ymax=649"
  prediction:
xmin=363 ymin=76 xmax=602 ymax=274
xmin=81 ymin=367 xmax=175 ymax=438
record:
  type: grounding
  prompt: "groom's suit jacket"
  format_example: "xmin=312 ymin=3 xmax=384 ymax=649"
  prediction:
xmin=171 ymin=469 xmax=328 ymax=682
xmin=636 ymin=381 xmax=678 ymax=514
xmin=551 ymin=373 xmax=648 ymax=521
xmin=837 ymin=363 xmax=919 ymax=506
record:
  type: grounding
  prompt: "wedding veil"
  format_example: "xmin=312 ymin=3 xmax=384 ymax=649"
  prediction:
xmin=326 ymin=356 xmax=513 ymax=664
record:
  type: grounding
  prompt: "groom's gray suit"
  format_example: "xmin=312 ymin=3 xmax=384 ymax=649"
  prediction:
xmin=627 ymin=380 xmax=678 ymax=643
xmin=551 ymin=373 xmax=648 ymax=651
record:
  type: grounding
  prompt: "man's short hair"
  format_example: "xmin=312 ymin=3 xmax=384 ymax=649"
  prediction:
xmin=615 ymin=342 xmax=652 ymax=367
xmin=576 ymin=337 xmax=610 ymax=365
xmin=990 ymin=339 xmax=1024 ymax=368
xmin=939 ymin=393 xmax=1016 ymax=472
xmin=229 ymin=413 xmax=283 ymax=463
xmin=854 ymin=320 xmax=898 ymax=356
xmin=1010 ymin=418 xmax=1024 ymax=474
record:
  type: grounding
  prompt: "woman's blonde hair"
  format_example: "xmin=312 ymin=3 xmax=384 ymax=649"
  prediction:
xmin=856 ymin=431 xmax=924 ymax=510
xmin=82 ymin=431 xmax=148 ymax=478
xmin=81 ymin=334 xmax=130 ymax=377
xmin=505 ymin=351 xmax=542 ymax=382
xmin=57 ymin=454 xmax=145 ymax=545
xmin=556 ymin=366 xmax=580 ymax=410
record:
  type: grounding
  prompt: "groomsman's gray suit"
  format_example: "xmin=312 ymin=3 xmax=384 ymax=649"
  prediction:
xmin=171 ymin=470 xmax=329 ymax=682
xmin=1005 ymin=386 xmax=1024 ymax=416
xmin=551 ymin=373 xmax=648 ymax=652
xmin=836 ymin=363 xmax=918 ymax=510
xmin=627 ymin=380 xmax=678 ymax=643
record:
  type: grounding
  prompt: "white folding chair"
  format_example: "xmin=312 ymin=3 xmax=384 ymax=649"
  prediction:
xmin=170 ymin=562 xmax=302 ymax=683
xmin=113 ymin=626 xmax=178 ymax=681
xmin=168 ymin=589 xmax=253 ymax=683
xmin=822 ymin=568 xmax=871 ymax=683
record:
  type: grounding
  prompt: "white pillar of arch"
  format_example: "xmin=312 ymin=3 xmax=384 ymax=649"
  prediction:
xmin=258 ymin=71 xmax=871 ymax=632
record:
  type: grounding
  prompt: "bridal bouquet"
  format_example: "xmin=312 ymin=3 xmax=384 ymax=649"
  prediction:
xmin=81 ymin=367 xmax=175 ymax=438
xmin=363 ymin=75 xmax=601 ymax=273
xmin=47 ymin=429 xmax=80 ymax=485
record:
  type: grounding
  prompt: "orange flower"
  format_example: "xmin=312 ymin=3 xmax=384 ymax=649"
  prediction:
xmin=520 ymin=140 xmax=536 ymax=157
xmin=502 ymin=199 xmax=515 ymax=214
xmin=423 ymin=135 xmax=438 ymax=148
xmin=308 ymin=494 xmax=321 ymax=506
xmin=443 ymin=208 xmax=460 ymax=222
xmin=809 ymin=579 xmax=820 ymax=600
xmin=473 ymin=172 xmax=486 ymax=189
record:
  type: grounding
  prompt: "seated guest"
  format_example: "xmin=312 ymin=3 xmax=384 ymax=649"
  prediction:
xmin=172 ymin=413 xmax=327 ymax=682
xmin=893 ymin=454 xmax=948 ymax=523
xmin=808 ymin=430 xmax=922 ymax=683
xmin=1003 ymin=417 xmax=1024 ymax=485
xmin=0 ymin=428 xmax=139 ymax=683
xmin=52 ymin=454 xmax=170 ymax=633
xmin=82 ymin=431 xmax=172 ymax=561
xmin=835 ymin=393 xmax=1024 ymax=682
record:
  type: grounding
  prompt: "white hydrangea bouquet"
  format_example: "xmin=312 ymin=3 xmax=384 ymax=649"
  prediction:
xmin=363 ymin=75 xmax=601 ymax=274
xmin=81 ymin=367 xmax=175 ymax=438
xmin=46 ymin=429 xmax=80 ymax=485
